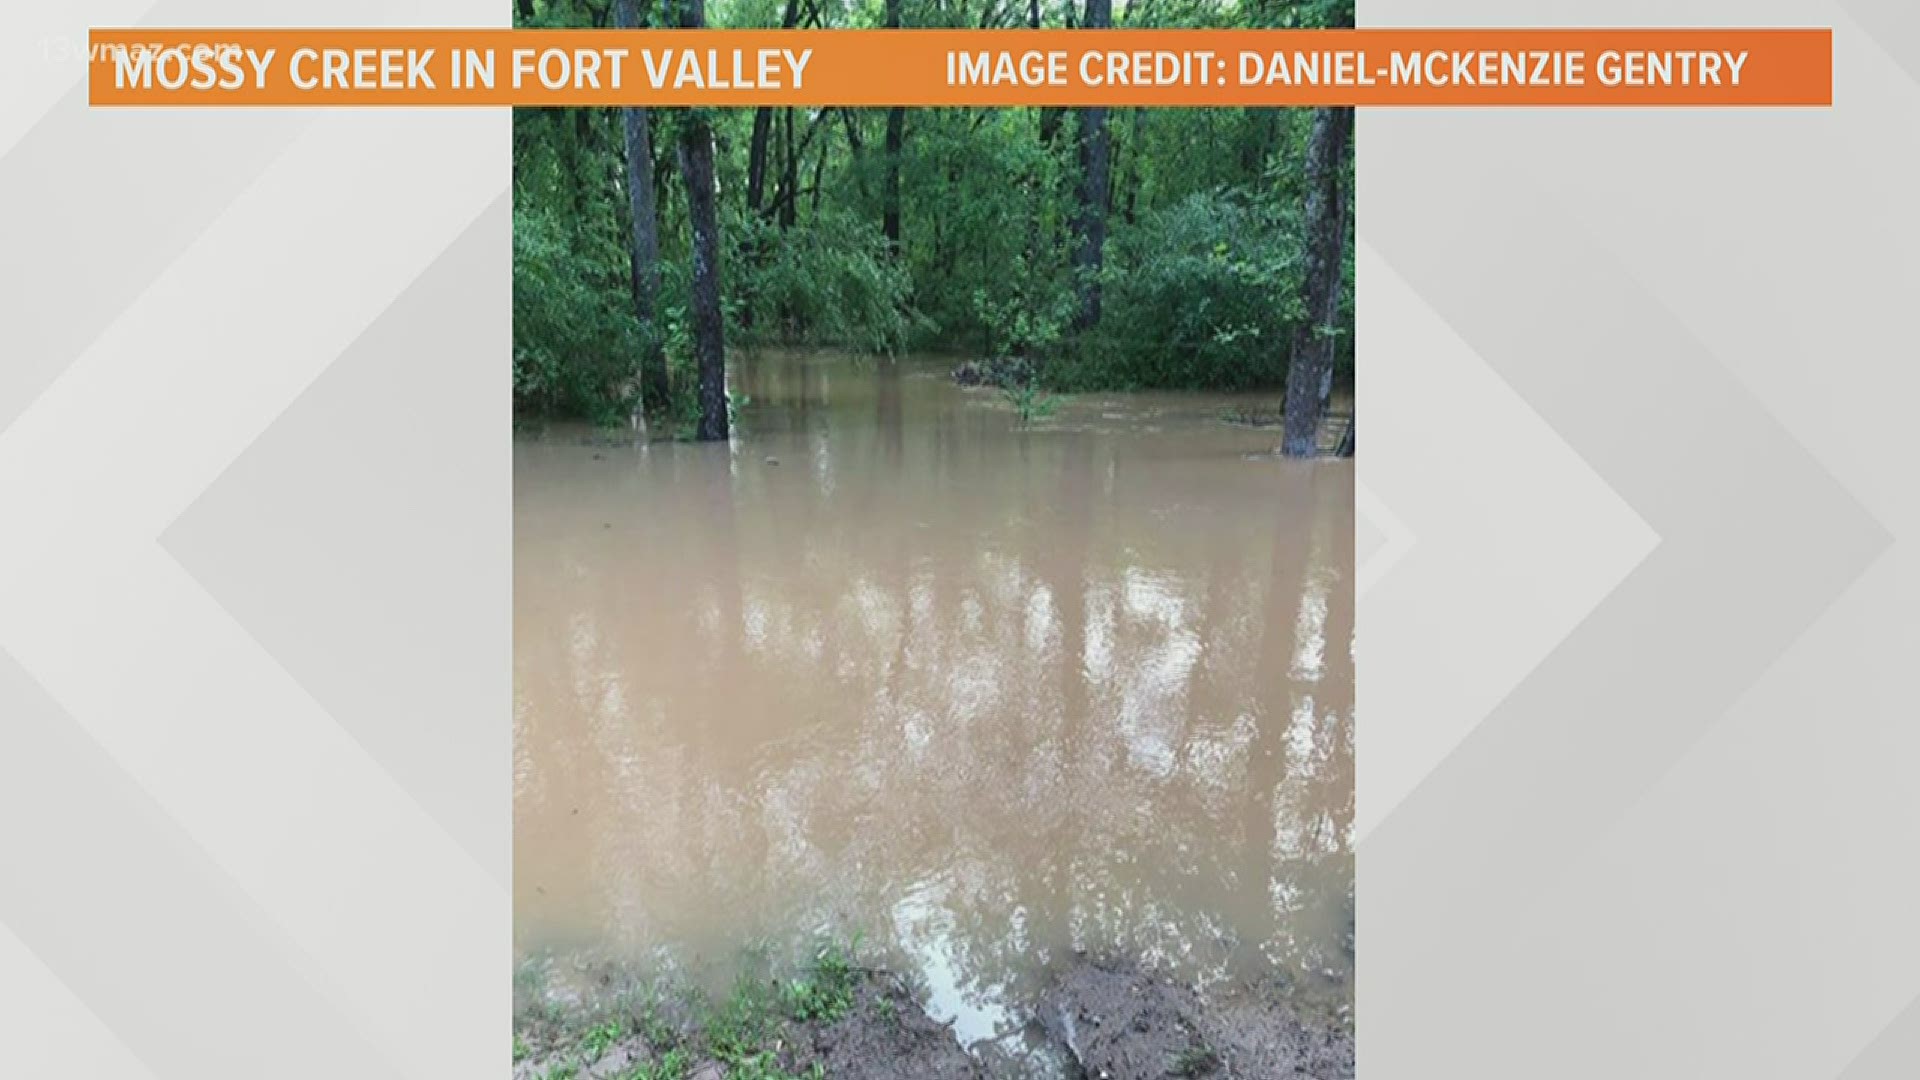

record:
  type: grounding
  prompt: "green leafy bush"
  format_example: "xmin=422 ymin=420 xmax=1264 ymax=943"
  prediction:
xmin=512 ymin=202 xmax=648 ymax=424
xmin=730 ymin=209 xmax=918 ymax=355
xmin=970 ymin=257 xmax=1077 ymax=362
xmin=1049 ymin=190 xmax=1303 ymax=391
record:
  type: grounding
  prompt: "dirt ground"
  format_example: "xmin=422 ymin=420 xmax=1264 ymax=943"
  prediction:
xmin=514 ymin=972 xmax=987 ymax=1080
xmin=514 ymin=960 xmax=1352 ymax=1080
xmin=1040 ymin=961 xmax=1354 ymax=1079
xmin=788 ymin=979 xmax=988 ymax=1080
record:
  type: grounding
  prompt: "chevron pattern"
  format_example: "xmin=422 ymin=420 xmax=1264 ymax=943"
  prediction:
xmin=1361 ymin=1 xmax=1917 ymax=1076
xmin=0 ymin=3 xmax=508 ymax=1078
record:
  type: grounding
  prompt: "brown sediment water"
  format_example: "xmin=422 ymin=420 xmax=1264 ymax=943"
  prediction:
xmin=513 ymin=350 xmax=1353 ymax=1051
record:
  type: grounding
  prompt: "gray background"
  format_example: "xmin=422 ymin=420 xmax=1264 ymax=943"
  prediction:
xmin=1363 ymin=1 xmax=1920 ymax=1078
xmin=0 ymin=1 xmax=1914 ymax=1077
xmin=1 ymin=3 xmax=509 ymax=1078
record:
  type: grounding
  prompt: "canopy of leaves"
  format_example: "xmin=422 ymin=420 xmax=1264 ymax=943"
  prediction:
xmin=513 ymin=0 xmax=1355 ymax=420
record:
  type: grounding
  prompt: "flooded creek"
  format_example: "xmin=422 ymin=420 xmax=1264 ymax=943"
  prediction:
xmin=513 ymin=351 xmax=1353 ymax=1052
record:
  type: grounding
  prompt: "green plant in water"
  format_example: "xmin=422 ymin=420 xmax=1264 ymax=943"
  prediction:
xmin=704 ymin=973 xmax=778 ymax=1065
xmin=1001 ymin=382 xmax=1062 ymax=425
xmin=781 ymin=941 xmax=856 ymax=1023
xmin=635 ymin=1003 xmax=678 ymax=1053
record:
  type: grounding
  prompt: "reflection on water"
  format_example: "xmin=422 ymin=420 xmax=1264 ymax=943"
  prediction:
xmin=514 ymin=351 xmax=1353 ymax=1049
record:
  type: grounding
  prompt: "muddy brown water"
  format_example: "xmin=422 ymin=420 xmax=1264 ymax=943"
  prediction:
xmin=514 ymin=351 xmax=1353 ymax=1053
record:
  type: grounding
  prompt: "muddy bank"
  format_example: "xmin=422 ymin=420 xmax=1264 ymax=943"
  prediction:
xmin=515 ymin=965 xmax=985 ymax=1080
xmin=1040 ymin=962 xmax=1354 ymax=1079
xmin=515 ymin=957 xmax=1351 ymax=1080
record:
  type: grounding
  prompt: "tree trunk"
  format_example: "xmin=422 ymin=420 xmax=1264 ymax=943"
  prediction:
xmin=746 ymin=108 xmax=772 ymax=216
xmin=1122 ymin=107 xmax=1143 ymax=224
xmin=1072 ymin=0 xmax=1112 ymax=330
xmin=740 ymin=107 xmax=768 ymax=334
xmin=882 ymin=108 xmax=904 ymax=250
xmin=1020 ymin=0 xmax=1043 ymax=286
xmin=778 ymin=108 xmax=798 ymax=230
xmin=677 ymin=0 xmax=728 ymax=441
xmin=614 ymin=0 xmax=668 ymax=413
xmin=1279 ymin=105 xmax=1353 ymax=457
xmin=840 ymin=109 xmax=868 ymax=201
xmin=881 ymin=0 xmax=904 ymax=252
xmin=745 ymin=0 xmax=799 ymax=223
xmin=809 ymin=126 xmax=829 ymax=215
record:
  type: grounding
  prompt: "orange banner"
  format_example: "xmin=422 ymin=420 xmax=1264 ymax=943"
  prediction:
xmin=88 ymin=28 xmax=1832 ymax=108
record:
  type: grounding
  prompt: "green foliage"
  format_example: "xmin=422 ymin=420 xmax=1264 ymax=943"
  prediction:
xmin=971 ymin=263 xmax=1077 ymax=361
xmin=1049 ymin=190 xmax=1300 ymax=391
xmin=732 ymin=209 xmax=919 ymax=354
xmin=704 ymin=970 xmax=780 ymax=1065
xmin=892 ymin=109 xmax=1067 ymax=352
xmin=635 ymin=1000 xmax=682 ymax=1051
xmin=513 ymin=0 xmax=1356 ymax=420
xmin=1001 ymin=382 xmax=1063 ymax=424
xmin=719 ymin=1051 xmax=824 ymax=1080
xmin=580 ymin=1019 xmax=625 ymax=1062
xmin=780 ymin=940 xmax=857 ymax=1023
xmin=513 ymin=202 xmax=648 ymax=424
xmin=622 ymin=1048 xmax=691 ymax=1080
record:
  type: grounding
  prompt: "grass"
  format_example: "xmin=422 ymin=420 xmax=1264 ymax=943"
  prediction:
xmin=580 ymin=1019 xmax=624 ymax=1062
xmin=621 ymin=1048 xmax=691 ymax=1080
xmin=779 ymin=941 xmax=857 ymax=1023
xmin=634 ymin=1001 xmax=679 ymax=1053
xmin=517 ymin=938 xmax=866 ymax=1080
xmin=715 ymin=1050 xmax=824 ymax=1080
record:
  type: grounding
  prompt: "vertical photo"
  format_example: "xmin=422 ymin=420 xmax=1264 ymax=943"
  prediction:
xmin=512 ymin=3 xmax=1354 ymax=1077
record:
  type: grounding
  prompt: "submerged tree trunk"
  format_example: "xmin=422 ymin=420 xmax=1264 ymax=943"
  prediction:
xmin=881 ymin=0 xmax=904 ymax=252
xmin=1072 ymin=0 xmax=1112 ymax=330
xmin=614 ymin=0 xmax=668 ymax=413
xmin=1280 ymin=105 xmax=1353 ymax=457
xmin=678 ymin=0 xmax=728 ymax=441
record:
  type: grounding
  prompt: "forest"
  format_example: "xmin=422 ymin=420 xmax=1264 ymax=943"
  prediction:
xmin=512 ymin=0 xmax=1355 ymax=454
